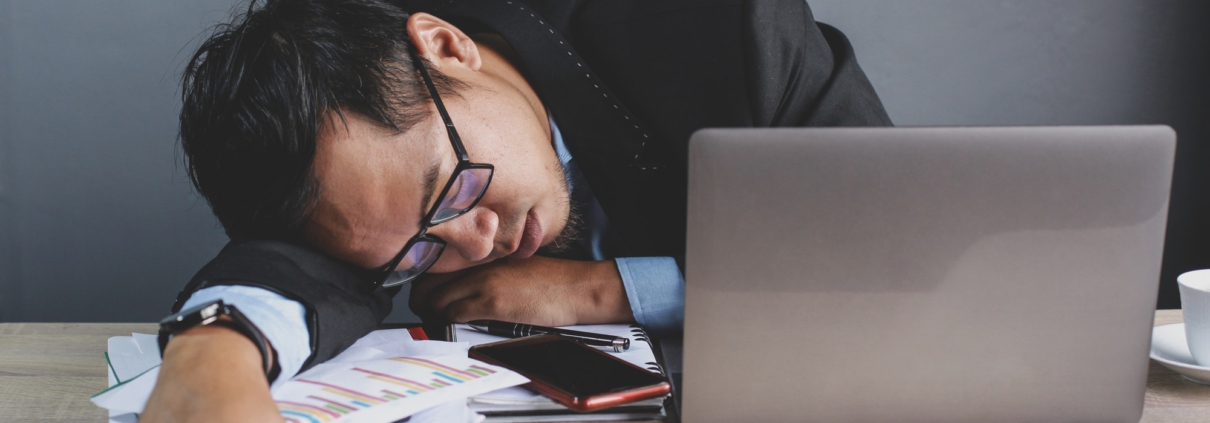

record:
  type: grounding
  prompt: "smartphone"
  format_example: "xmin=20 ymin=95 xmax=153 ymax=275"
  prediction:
xmin=468 ymin=334 xmax=671 ymax=412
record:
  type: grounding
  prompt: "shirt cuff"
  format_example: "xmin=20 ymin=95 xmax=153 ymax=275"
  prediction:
xmin=182 ymin=285 xmax=311 ymax=389
xmin=615 ymin=257 xmax=685 ymax=338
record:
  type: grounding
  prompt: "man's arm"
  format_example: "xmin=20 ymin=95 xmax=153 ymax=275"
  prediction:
xmin=178 ymin=286 xmax=312 ymax=387
xmin=173 ymin=239 xmax=396 ymax=370
xmin=143 ymin=286 xmax=311 ymax=422
xmin=410 ymin=256 xmax=635 ymax=327
xmin=409 ymin=255 xmax=686 ymax=339
xmin=142 ymin=322 xmax=281 ymax=423
xmin=145 ymin=240 xmax=395 ymax=420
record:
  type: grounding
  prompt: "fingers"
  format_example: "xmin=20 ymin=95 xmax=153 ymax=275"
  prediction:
xmin=408 ymin=277 xmax=440 ymax=319
xmin=427 ymin=276 xmax=489 ymax=316
xmin=408 ymin=269 xmax=469 ymax=320
xmin=442 ymin=297 xmax=497 ymax=323
xmin=408 ymin=257 xmax=585 ymax=326
xmin=418 ymin=266 xmax=528 ymax=323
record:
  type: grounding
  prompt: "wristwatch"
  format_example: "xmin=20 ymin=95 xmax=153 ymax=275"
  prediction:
xmin=158 ymin=299 xmax=280 ymax=381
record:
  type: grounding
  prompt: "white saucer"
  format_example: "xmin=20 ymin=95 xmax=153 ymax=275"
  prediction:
xmin=1151 ymin=323 xmax=1210 ymax=385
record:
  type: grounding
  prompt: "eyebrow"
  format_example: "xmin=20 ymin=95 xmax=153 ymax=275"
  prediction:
xmin=419 ymin=155 xmax=443 ymax=220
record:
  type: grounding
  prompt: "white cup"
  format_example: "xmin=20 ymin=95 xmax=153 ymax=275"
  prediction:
xmin=1178 ymin=269 xmax=1210 ymax=366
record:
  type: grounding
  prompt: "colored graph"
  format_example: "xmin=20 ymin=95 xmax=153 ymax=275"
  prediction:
xmin=272 ymin=354 xmax=523 ymax=423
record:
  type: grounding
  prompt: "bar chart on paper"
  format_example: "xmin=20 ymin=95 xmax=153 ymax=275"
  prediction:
xmin=273 ymin=354 xmax=528 ymax=423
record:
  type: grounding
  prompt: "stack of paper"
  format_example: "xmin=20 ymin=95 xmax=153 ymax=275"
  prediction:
xmin=93 ymin=329 xmax=529 ymax=423
xmin=456 ymin=324 xmax=670 ymax=422
xmin=94 ymin=324 xmax=668 ymax=422
xmin=98 ymin=334 xmax=163 ymax=423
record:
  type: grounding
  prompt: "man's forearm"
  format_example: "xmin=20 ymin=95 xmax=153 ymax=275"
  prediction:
xmin=576 ymin=259 xmax=636 ymax=324
xmin=142 ymin=325 xmax=281 ymax=423
xmin=410 ymin=256 xmax=636 ymax=326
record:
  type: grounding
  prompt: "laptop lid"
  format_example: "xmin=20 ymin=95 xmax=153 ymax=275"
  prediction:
xmin=682 ymin=126 xmax=1174 ymax=422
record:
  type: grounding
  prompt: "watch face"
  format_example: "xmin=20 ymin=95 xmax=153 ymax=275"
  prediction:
xmin=160 ymin=299 xmax=224 ymax=328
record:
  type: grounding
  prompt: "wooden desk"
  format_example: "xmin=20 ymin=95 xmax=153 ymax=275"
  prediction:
xmin=1 ymin=311 xmax=1207 ymax=422
xmin=0 ymin=323 xmax=157 ymax=422
xmin=1144 ymin=310 xmax=1209 ymax=422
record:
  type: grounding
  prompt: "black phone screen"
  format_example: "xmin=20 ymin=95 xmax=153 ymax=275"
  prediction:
xmin=472 ymin=336 xmax=666 ymax=398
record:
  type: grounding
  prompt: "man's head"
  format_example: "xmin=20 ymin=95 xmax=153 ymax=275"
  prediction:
xmin=181 ymin=0 xmax=573 ymax=276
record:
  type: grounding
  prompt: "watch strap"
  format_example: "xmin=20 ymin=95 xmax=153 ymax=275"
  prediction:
xmin=209 ymin=318 xmax=281 ymax=381
xmin=157 ymin=301 xmax=280 ymax=381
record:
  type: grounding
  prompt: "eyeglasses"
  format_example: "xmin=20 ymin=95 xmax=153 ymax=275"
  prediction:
xmin=370 ymin=46 xmax=495 ymax=288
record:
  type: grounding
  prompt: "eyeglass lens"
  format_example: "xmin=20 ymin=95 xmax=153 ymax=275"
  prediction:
xmin=382 ymin=166 xmax=491 ymax=287
xmin=431 ymin=167 xmax=492 ymax=224
xmin=384 ymin=240 xmax=445 ymax=287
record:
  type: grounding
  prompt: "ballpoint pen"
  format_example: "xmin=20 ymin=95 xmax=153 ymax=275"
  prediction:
xmin=467 ymin=319 xmax=631 ymax=352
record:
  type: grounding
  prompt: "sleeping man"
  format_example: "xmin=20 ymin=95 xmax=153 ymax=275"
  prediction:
xmin=142 ymin=0 xmax=891 ymax=420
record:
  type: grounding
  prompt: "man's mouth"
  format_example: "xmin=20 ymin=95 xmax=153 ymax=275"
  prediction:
xmin=509 ymin=210 xmax=542 ymax=259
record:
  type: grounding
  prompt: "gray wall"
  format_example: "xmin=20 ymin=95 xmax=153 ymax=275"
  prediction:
xmin=810 ymin=0 xmax=1210 ymax=309
xmin=0 ymin=1 xmax=1205 ymax=322
xmin=0 ymin=1 xmax=237 ymax=322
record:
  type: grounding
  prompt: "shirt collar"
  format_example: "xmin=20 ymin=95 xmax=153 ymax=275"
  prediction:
xmin=550 ymin=113 xmax=577 ymax=191
xmin=551 ymin=113 xmax=573 ymax=167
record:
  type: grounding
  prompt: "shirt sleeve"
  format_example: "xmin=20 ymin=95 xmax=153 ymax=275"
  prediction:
xmin=181 ymin=285 xmax=311 ymax=390
xmin=615 ymin=257 xmax=685 ymax=338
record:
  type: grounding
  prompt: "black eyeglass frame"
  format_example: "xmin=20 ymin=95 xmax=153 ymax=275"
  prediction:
xmin=370 ymin=45 xmax=495 ymax=289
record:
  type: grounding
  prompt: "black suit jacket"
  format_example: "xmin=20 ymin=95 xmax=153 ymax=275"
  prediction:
xmin=170 ymin=0 xmax=892 ymax=372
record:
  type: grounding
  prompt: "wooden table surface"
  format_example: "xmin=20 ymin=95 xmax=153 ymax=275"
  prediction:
xmin=1 ymin=322 xmax=157 ymax=422
xmin=0 ymin=311 xmax=1206 ymax=422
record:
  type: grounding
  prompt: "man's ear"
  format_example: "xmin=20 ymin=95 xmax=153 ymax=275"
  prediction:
xmin=406 ymin=12 xmax=482 ymax=72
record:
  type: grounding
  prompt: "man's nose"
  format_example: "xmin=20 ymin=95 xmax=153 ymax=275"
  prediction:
xmin=428 ymin=207 xmax=498 ymax=263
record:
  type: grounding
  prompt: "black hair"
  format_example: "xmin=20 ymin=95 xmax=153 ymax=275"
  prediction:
xmin=180 ymin=0 xmax=462 ymax=240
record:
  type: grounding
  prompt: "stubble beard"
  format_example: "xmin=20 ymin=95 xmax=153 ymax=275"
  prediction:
xmin=535 ymin=157 xmax=584 ymax=255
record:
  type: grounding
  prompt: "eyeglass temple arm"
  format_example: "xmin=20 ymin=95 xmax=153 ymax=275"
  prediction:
xmin=409 ymin=45 xmax=471 ymax=161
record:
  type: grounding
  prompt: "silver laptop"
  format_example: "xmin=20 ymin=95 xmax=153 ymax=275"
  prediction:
xmin=682 ymin=126 xmax=1175 ymax=422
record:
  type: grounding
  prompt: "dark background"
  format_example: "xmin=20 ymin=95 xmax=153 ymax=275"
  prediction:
xmin=0 ymin=0 xmax=1207 ymax=322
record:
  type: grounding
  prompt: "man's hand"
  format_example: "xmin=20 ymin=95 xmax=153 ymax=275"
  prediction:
xmin=141 ymin=324 xmax=281 ymax=423
xmin=409 ymin=256 xmax=635 ymax=326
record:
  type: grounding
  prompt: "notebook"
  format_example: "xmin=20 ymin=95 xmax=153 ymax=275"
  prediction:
xmin=454 ymin=323 xmax=670 ymax=421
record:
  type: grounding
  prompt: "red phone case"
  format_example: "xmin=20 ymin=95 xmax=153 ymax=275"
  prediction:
xmin=468 ymin=334 xmax=672 ymax=413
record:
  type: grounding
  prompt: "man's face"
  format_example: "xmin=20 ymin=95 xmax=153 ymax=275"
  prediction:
xmin=303 ymin=47 xmax=571 ymax=275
